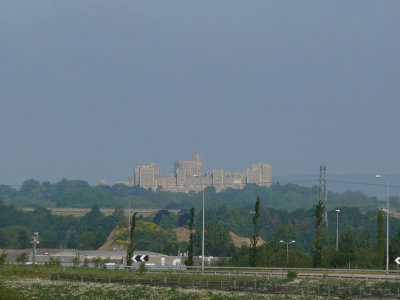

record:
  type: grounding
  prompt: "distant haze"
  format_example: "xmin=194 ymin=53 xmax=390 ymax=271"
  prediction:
xmin=1 ymin=1 xmax=400 ymax=195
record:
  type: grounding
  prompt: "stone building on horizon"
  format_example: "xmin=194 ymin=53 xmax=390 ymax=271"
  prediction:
xmin=133 ymin=154 xmax=271 ymax=193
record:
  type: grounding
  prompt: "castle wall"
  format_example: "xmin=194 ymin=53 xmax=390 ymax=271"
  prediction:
xmin=133 ymin=154 xmax=271 ymax=193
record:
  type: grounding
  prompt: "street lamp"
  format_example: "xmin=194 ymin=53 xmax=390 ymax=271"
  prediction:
xmin=279 ymin=240 xmax=296 ymax=266
xmin=335 ymin=209 xmax=340 ymax=252
xmin=31 ymin=232 xmax=39 ymax=264
xmin=201 ymin=187 xmax=205 ymax=271
xmin=376 ymin=174 xmax=389 ymax=272
xmin=194 ymin=174 xmax=205 ymax=272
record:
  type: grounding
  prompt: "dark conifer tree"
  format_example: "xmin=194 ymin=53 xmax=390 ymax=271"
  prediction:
xmin=186 ymin=208 xmax=195 ymax=266
xmin=249 ymin=196 xmax=260 ymax=267
xmin=313 ymin=200 xmax=324 ymax=267
xmin=377 ymin=210 xmax=385 ymax=268
xmin=126 ymin=212 xmax=137 ymax=266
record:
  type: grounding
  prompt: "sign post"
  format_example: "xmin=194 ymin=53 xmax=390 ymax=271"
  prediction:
xmin=131 ymin=255 xmax=149 ymax=263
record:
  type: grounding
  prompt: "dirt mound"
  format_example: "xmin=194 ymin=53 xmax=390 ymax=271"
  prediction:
xmin=173 ymin=227 xmax=191 ymax=241
xmin=229 ymin=231 xmax=265 ymax=248
xmin=98 ymin=226 xmax=126 ymax=251
xmin=173 ymin=227 xmax=265 ymax=248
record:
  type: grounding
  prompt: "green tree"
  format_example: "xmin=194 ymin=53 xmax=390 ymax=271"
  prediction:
xmin=377 ymin=210 xmax=385 ymax=268
xmin=66 ymin=226 xmax=80 ymax=249
xmin=0 ymin=225 xmax=30 ymax=249
xmin=186 ymin=208 xmax=195 ymax=266
xmin=249 ymin=196 xmax=260 ymax=267
xmin=194 ymin=222 xmax=233 ymax=257
xmin=16 ymin=253 xmax=26 ymax=264
xmin=112 ymin=206 xmax=126 ymax=225
xmin=313 ymin=200 xmax=324 ymax=267
xmin=78 ymin=232 xmax=98 ymax=250
xmin=0 ymin=251 xmax=7 ymax=264
xmin=272 ymin=224 xmax=299 ymax=243
xmin=132 ymin=222 xmax=178 ymax=255
xmin=126 ymin=212 xmax=137 ymax=266
xmin=389 ymin=230 xmax=400 ymax=265
xmin=339 ymin=231 xmax=355 ymax=267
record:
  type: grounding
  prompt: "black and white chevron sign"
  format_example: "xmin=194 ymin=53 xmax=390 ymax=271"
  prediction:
xmin=132 ymin=255 xmax=149 ymax=262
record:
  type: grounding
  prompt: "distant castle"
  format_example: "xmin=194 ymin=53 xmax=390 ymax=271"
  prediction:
xmin=131 ymin=154 xmax=271 ymax=193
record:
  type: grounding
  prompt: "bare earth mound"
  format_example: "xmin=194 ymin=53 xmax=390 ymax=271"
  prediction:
xmin=98 ymin=226 xmax=125 ymax=251
xmin=173 ymin=227 xmax=265 ymax=248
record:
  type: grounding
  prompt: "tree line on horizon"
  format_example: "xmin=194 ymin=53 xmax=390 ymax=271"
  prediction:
xmin=2 ymin=178 xmax=400 ymax=212
xmin=2 ymin=197 xmax=400 ymax=269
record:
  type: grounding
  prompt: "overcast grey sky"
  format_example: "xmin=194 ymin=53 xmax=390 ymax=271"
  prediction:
xmin=1 ymin=1 xmax=400 ymax=186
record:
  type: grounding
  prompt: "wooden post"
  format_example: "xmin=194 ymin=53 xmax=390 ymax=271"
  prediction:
xmin=328 ymin=284 xmax=330 ymax=297
xmin=254 ymin=279 xmax=256 ymax=289
xmin=233 ymin=280 xmax=236 ymax=289
xmin=164 ymin=277 xmax=167 ymax=284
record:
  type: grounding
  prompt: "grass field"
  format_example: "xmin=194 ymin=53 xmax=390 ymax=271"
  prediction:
xmin=1 ymin=278 xmax=303 ymax=300
xmin=1 ymin=264 xmax=400 ymax=299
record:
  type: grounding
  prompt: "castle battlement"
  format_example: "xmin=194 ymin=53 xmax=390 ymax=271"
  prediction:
xmin=133 ymin=154 xmax=271 ymax=193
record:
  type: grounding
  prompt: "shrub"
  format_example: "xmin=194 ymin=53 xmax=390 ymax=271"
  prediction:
xmin=0 ymin=251 xmax=7 ymax=265
xmin=93 ymin=257 xmax=102 ymax=269
xmin=72 ymin=254 xmax=80 ymax=268
xmin=139 ymin=262 xmax=147 ymax=275
xmin=49 ymin=257 xmax=61 ymax=266
xmin=83 ymin=258 xmax=89 ymax=268
xmin=16 ymin=253 xmax=26 ymax=265
xmin=287 ymin=270 xmax=298 ymax=281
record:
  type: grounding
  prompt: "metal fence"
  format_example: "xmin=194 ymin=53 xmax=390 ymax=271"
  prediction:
xmin=124 ymin=265 xmax=400 ymax=281
xmin=51 ymin=273 xmax=400 ymax=298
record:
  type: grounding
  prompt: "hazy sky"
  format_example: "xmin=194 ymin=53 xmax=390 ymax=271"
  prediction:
xmin=1 ymin=1 xmax=400 ymax=187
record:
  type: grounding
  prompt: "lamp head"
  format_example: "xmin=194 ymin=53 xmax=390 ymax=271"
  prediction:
xmin=291 ymin=240 xmax=296 ymax=243
xmin=279 ymin=240 xmax=284 ymax=243
xmin=376 ymin=175 xmax=382 ymax=179
xmin=335 ymin=209 xmax=340 ymax=213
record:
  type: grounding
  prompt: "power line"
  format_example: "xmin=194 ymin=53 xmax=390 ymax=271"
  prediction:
xmin=327 ymin=179 xmax=400 ymax=189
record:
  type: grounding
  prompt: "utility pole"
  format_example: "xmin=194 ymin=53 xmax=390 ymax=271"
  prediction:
xmin=319 ymin=164 xmax=328 ymax=227
xmin=376 ymin=175 xmax=390 ymax=273
xmin=31 ymin=232 xmax=39 ymax=264
xmin=335 ymin=209 xmax=340 ymax=251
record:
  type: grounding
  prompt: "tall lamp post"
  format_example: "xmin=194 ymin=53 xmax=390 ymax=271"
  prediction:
xmin=280 ymin=240 xmax=296 ymax=266
xmin=335 ymin=209 xmax=340 ymax=251
xmin=201 ymin=187 xmax=205 ymax=271
xmin=376 ymin=174 xmax=389 ymax=272
xmin=31 ymin=232 xmax=39 ymax=264
xmin=194 ymin=174 xmax=205 ymax=272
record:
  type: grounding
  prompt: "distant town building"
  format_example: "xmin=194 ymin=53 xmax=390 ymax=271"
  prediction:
xmin=133 ymin=154 xmax=271 ymax=193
